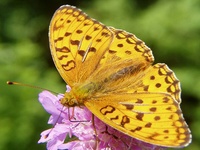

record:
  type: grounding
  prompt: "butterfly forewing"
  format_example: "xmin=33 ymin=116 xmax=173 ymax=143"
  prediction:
xmin=86 ymin=27 xmax=155 ymax=90
xmin=107 ymin=27 xmax=154 ymax=64
xmin=50 ymin=6 xmax=113 ymax=86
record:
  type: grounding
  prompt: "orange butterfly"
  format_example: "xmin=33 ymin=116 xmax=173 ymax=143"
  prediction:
xmin=49 ymin=5 xmax=191 ymax=148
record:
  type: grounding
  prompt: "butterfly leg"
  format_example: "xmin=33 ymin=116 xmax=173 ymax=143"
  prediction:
xmin=68 ymin=107 xmax=77 ymax=121
xmin=92 ymin=114 xmax=100 ymax=150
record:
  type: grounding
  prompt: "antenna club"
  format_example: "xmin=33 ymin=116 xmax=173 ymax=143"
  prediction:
xmin=7 ymin=81 xmax=14 ymax=85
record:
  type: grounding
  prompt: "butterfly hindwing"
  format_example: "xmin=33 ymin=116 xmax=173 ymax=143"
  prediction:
xmin=84 ymin=92 xmax=190 ymax=147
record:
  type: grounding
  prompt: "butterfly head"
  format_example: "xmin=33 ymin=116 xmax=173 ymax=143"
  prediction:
xmin=60 ymin=91 xmax=79 ymax=107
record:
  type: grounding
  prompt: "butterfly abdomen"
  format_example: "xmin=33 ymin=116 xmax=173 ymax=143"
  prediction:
xmin=105 ymin=63 xmax=147 ymax=83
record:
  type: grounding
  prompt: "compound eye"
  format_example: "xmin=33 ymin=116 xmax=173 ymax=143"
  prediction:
xmin=60 ymin=97 xmax=69 ymax=106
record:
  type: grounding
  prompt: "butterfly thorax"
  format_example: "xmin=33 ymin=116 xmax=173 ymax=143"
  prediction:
xmin=60 ymin=82 xmax=100 ymax=107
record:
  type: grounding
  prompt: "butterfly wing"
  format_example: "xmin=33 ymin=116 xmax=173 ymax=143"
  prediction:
xmin=137 ymin=63 xmax=182 ymax=103
xmin=107 ymin=26 xmax=154 ymax=64
xmin=49 ymin=5 xmax=113 ymax=87
xmin=73 ymin=27 xmax=156 ymax=98
xmin=84 ymin=92 xmax=191 ymax=147
xmin=106 ymin=63 xmax=182 ymax=103
xmin=84 ymin=62 xmax=191 ymax=147
xmin=49 ymin=6 xmax=155 ymax=87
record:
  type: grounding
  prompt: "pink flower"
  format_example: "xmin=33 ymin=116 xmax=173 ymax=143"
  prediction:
xmin=38 ymin=86 xmax=165 ymax=150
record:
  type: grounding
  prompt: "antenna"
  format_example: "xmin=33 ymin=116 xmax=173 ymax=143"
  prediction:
xmin=7 ymin=81 xmax=58 ymax=94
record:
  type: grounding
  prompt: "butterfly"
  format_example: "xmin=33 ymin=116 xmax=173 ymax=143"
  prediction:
xmin=49 ymin=5 xmax=191 ymax=148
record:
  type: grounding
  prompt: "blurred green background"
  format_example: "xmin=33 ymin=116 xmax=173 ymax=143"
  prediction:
xmin=0 ymin=0 xmax=199 ymax=149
